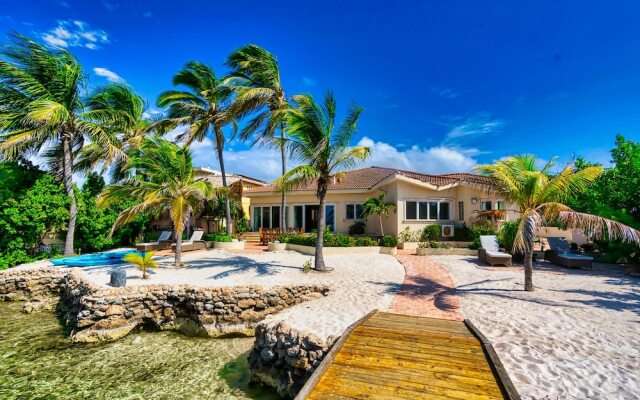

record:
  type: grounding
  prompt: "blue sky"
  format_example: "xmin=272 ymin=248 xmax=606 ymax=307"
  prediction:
xmin=2 ymin=0 xmax=640 ymax=181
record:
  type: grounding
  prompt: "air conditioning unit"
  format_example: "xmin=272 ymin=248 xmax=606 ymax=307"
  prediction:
xmin=441 ymin=225 xmax=455 ymax=238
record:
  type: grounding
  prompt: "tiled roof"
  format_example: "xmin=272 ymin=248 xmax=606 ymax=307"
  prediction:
xmin=245 ymin=166 xmax=494 ymax=194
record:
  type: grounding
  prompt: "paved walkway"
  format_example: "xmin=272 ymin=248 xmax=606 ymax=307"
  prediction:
xmin=389 ymin=254 xmax=463 ymax=320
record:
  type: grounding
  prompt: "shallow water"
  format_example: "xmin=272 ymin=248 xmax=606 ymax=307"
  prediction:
xmin=0 ymin=301 xmax=279 ymax=400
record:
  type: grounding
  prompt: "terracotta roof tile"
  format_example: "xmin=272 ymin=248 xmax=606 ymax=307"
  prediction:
xmin=245 ymin=166 xmax=494 ymax=194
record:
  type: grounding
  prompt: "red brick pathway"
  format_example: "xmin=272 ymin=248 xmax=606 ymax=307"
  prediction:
xmin=389 ymin=255 xmax=463 ymax=320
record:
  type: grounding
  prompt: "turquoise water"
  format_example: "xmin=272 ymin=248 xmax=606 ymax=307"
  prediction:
xmin=51 ymin=250 xmax=139 ymax=266
xmin=0 ymin=301 xmax=279 ymax=400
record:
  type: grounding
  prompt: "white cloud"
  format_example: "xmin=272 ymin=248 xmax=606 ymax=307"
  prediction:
xmin=93 ymin=67 xmax=124 ymax=83
xmin=102 ymin=1 xmax=118 ymax=11
xmin=433 ymin=87 xmax=460 ymax=99
xmin=42 ymin=20 xmax=109 ymax=50
xmin=357 ymin=137 xmax=479 ymax=173
xmin=445 ymin=113 xmax=505 ymax=141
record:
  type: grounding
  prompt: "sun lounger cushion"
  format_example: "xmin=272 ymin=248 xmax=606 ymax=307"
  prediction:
xmin=485 ymin=250 xmax=511 ymax=258
xmin=480 ymin=236 xmax=500 ymax=252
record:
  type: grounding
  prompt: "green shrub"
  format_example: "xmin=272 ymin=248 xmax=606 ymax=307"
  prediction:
xmin=203 ymin=233 xmax=232 ymax=242
xmin=278 ymin=234 xmax=315 ymax=246
xmin=379 ymin=235 xmax=398 ymax=247
xmin=348 ymin=221 xmax=366 ymax=235
xmin=355 ymin=236 xmax=377 ymax=247
xmin=468 ymin=221 xmax=499 ymax=249
xmin=453 ymin=225 xmax=473 ymax=241
xmin=236 ymin=217 xmax=250 ymax=234
xmin=498 ymin=220 xmax=520 ymax=253
xmin=324 ymin=233 xmax=353 ymax=247
xmin=398 ymin=227 xmax=420 ymax=242
xmin=302 ymin=258 xmax=313 ymax=273
xmin=420 ymin=225 xmax=441 ymax=242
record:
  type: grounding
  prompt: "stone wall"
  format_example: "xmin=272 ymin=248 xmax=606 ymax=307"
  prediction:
xmin=249 ymin=321 xmax=335 ymax=398
xmin=0 ymin=268 xmax=330 ymax=343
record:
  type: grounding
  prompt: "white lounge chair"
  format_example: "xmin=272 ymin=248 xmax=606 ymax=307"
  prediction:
xmin=136 ymin=230 xmax=173 ymax=251
xmin=545 ymin=237 xmax=593 ymax=269
xmin=172 ymin=230 xmax=206 ymax=252
xmin=478 ymin=235 xmax=512 ymax=266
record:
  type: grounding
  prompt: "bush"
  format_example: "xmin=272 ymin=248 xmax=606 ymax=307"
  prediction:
xmin=453 ymin=225 xmax=473 ymax=241
xmin=379 ymin=235 xmax=398 ymax=247
xmin=497 ymin=220 xmax=519 ymax=253
xmin=324 ymin=233 xmax=354 ymax=247
xmin=420 ymin=224 xmax=441 ymax=242
xmin=398 ymin=227 xmax=420 ymax=242
xmin=203 ymin=233 xmax=232 ymax=242
xmin=236 ymin=217 xmax=250 ymax=234
xmin=348 ymin=221 xmax=366 ymax=235
xmin=355 ymin=236 xmax=377 ymax=247
xmin=468 ymin=221 xmax=499 ymax=249
xmin=278 ymin=234 xmax=315 ymax=246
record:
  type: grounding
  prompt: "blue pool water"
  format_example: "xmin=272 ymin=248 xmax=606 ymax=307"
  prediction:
xmin=51 ymin=250 xmax=140 ymax=267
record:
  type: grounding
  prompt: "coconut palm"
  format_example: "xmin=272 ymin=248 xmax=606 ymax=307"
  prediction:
xmin=76 ymin=84 xmax=159 ymax=181
xmin=157 ymin=61 xmax=235 ymax=235
xmin=362 ymin=192 xmax=396 ymax=236
xmin=276 ymin=92 xmax=370 ymax=271
xmin=99 ymin=137 xmax=219 ymax=267
xmin=123 ymin=251 xmax=158 ymax=279
xmin=226 ymin=45 xmax=290 ymax=228
xmin=476 ymin=155 xmax=640 ymax=291
xmin=0 ymin=34 xmax=122 ymax=255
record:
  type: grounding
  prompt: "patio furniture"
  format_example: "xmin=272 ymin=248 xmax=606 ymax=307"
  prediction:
xmin=478 ymin=235 xmax=512 ymax=266
xmin=136 ymin=230 xmax=173 ymax=252
xmin=172 ymin=230 xmax=206 ymax=252
xmin=259 ymin=227 xmax=303 ymax=245
xmin=545 ymin=237 xmax=593 ymax=269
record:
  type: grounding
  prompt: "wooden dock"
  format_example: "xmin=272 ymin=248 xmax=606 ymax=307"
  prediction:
xmin=296 ymin=311 xmax=520 ymax=400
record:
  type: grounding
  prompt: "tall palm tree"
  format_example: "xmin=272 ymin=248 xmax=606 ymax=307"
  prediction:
xmin=76 ymin=84 xmax=158 ymax=181
xmin=362 ymin=192 xmax=396 ymax=236
xmin=476 ymin=155 xmax=640 ymax=291
xmin=276 ymin=93 xmax=370 ymax=271
xmin=99 ymin=138 xmax=218 ymax=267
xmin=157 ymin=61 xmax=235 ymax=235
xmin=226 ymin=45 xmax=289 ymax=228
xmin=0 ymin=34 xmax=121 ymax=255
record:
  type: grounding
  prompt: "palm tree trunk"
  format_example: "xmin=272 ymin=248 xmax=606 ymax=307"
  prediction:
xmin=379 ymin=215 xmax=384 ymax=236
xmin=524 ymin=250 xmax=534 ymax=291
xmin=214 ymin=127 xmax=232 ymax=235
xmin=62 ymin=134 xmax=76 ymax=256
xmin=175 ymin=234 xmax=182 ymax=268
xmin=280 ymin=122 xmax=287 ymax=229
xmin=314 ymin=181 xmax=329 ymax=271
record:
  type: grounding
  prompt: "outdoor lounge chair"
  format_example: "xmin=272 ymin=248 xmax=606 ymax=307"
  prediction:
xmin=478 ymin=235 xmax=512 ymax=266
xmin=172 ymin=230 xmax=206 ymax=252
xmin=136 ymin=230 xmax=173 ymax=252
xmin=545 ymin=237 xmax=593 ymax=269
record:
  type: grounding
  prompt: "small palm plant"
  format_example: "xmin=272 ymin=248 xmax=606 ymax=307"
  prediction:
xmin=123 ymin=251 xmax=158 ymax=279
xmin=477 ymin=155 xmax=640 ymax=291
xmin=276 ymin=92 xmax=370 ymax=271
xmin=362 ymin=192 xmax=396 ymax=236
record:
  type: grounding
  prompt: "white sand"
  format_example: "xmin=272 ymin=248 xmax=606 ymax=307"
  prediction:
xmin=432 ymin=255 xmax=640 ymax=400
xmin=58 ymin=250 xmax=405 ymax=340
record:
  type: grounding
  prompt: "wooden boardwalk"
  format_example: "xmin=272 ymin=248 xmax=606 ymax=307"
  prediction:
xmin=296 ymin=311 xmax=520 ymax=400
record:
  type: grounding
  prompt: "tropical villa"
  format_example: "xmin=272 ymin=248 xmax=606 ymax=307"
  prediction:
xmin=245 ymin=166 xmax=516 ymax=235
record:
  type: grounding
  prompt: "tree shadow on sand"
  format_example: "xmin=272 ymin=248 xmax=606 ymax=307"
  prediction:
xmin=182 ymin=256 xmax=302 ymax=280
xmin=550 ymin=278 xmax=640 ymax=319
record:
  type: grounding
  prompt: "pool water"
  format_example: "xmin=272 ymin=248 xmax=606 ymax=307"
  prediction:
xmin=0 ymin=301 xmax=279 ymax=400
xmin=51 ymin=250 xmax=139 ymax=267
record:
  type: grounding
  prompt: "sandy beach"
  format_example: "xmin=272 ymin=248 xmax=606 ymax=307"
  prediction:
xmin=55 ymin=250 xmax=406 ymax=340
xmin=432 ymin=255 xmax=640 ymax=400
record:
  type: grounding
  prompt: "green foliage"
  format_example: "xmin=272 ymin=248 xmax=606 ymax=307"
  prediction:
xmin=279 ymin=233 xmax=385 ymax=247
xmin=593 ymin=240 xmax=640 ymax=264
xmin=348 ymin=221 xmax=366 ymax=235
xmin=323 ymin=233 xmax=353 ymax=247
xmin=420 ymin=225 xmax=441 ymax=242
xmin=203 ymin=233 xmax=232 ymax=242
xmin=236 ymin=217 xmax=250 ymax=234
xmin=420 ymin=241 xmax=451 ymax=249
xmin=497 ymin=220 xmax=520 ymax=253
xmin=398 ymin=227 xmax=420 ymax=242
xmin=123 ymin=251 xmax=158 ymax=279
xmin=0 ymin=161 xmax=43 ymax=202
xmin=302 ymin=259 xmax=312 ymax=273
xmin=467 ymin=221 xmax=499 ymax=250
xmin=354 ymin=236 xmax=377 ymax=246
xmin=0 ymin=175 xmax=69 ymax=269
xmin=379 ymin=235 xmax=398 ymax=248
xmin=453 ymin=226 xmax=473 ymax=241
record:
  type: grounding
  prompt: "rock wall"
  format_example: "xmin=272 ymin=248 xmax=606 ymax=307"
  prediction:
xmin=249 ymin=321 xmax=336 ymax=398
xmin=0 ymin=268 xmax=330 ymax=343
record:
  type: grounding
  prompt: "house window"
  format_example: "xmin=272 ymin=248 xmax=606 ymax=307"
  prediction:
xmin=497 ymin=201 xmax=506 ymax=211
xmin=326 ymin=205 xmax=336 ymax=232
xmin=405 ymin=200 xmax=452 ymax=221
xmin=293 ymin=206 xmax=303 ymax=229
xmin=480 ymin=200 xmax=492 ymax=211
xmin=345 ymin=204 xmax=364 ymax=220
xmin=458 ymin=201 xmax=464 ymax=221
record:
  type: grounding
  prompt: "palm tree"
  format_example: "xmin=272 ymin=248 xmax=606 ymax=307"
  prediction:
xmin=123 ymin=251 xmax=158 ymax=279
xmin=98 ymin=137 xmax=218 ymax=267
xmin=0 ymin=34 xmax=122 ymax=255
xmin=226 ymin=45 xmax=289 ymax=228
xmin=157 ymin=61 xmax=235 ymax=235
xmin=276 ymin=93 xmax=370 ymax=271
xmin=362 ymin=192 xmax=396 ymax=236
xmin=76 ymin=84 xmax=158 ymax=181
xmin=476 ymin=155 xmax=640 ymax=291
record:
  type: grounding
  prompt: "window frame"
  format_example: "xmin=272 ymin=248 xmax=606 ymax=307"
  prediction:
xmin=345 ymin=203 xmax=364 ymax=220
xmin=404 ymin=199 xmax=453 ymax=221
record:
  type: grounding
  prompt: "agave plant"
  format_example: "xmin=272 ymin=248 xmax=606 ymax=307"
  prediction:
xmin=477 ymin=155 xmax=640 ymax=291
xmin=123 ymin=251 xmax=158 ymax=279
xmin=0 ymin=34 xmax=124 ymax=255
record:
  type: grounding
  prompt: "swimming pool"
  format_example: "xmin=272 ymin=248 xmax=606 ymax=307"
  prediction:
xmin=51 ymin=250 xmax=140 ymax=267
